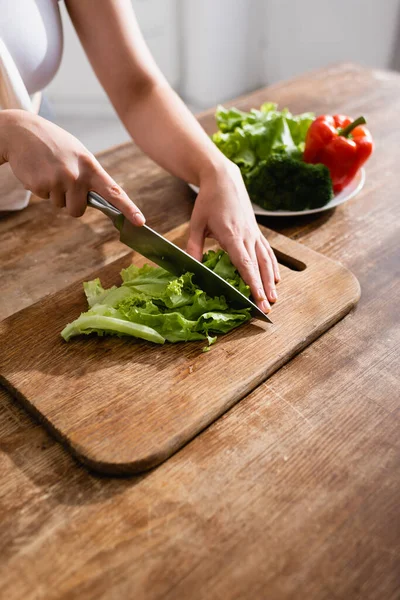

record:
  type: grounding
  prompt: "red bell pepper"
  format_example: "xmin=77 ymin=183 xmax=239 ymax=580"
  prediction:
xmin=303 ymin=114 xmax=373 ymax=193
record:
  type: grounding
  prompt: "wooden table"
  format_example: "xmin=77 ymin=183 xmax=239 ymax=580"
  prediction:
xmin=0 ymin=64 xmax=399 ymax=600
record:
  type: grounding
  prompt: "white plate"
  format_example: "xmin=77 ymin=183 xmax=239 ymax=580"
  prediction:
xmin=188 ymin=168 xmax=365 ymax=217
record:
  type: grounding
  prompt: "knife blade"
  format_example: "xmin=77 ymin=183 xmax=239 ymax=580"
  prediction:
xmin=87 ymin=191 xmax=271 ymax=322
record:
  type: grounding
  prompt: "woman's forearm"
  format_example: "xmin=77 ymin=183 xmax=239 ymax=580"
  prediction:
xmin=118 ymin=80 xmax=231 ymax=188
xmin=65 ymin=0 xmax=230 ymax=188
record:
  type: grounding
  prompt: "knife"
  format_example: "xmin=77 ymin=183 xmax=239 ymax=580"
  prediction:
xmin=87 ymin=191 xmax=271 ymax=322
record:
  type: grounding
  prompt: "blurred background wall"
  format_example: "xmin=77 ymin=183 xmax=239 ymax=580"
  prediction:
xmin=46 ymin=0 xmax=400 ymax=152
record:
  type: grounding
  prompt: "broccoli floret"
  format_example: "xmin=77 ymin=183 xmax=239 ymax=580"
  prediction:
xmin=244 ymin=154 xmax=333 ymax=211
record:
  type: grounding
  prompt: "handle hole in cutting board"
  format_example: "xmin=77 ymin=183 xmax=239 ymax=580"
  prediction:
xmin=271 ymin=248 xmax=307 ymax=272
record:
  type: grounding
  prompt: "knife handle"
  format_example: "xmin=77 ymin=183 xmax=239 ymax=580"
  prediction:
xmin=87 ymin=191 xmax=123 ymax=229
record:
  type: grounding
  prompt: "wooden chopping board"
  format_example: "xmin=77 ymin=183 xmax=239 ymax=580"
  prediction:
xmin=0 ymin=223 xmax=360 ymax=475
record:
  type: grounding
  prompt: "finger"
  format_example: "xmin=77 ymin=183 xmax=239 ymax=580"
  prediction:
xmin=226 ymin=240 xmax=271 ymax=314
xmin=256 ymin=240 xmax=278 ymax=303
xmin=49 ymin=189 xmax=66 ymax=209
xmin=262 ymin=237 xmax=281 ymax=283
xmin=247 ymin=239 xmax=277 ymax=304
xmin=187 ymin=221 xmax=206 ymax=262
xmin=65 ymin=185 xmax=88 ymax=218
xmin=91 ymin=165 xmax=145 ymax=226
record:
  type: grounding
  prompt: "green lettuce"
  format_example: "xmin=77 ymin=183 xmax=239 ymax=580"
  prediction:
xmin=213 ymin=102 xmax=314 ymax=173
xmin=61 ymin=250 xmax=251 ymax=346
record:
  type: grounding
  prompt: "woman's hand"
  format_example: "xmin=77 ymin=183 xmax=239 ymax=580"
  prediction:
xmin=0 ymin=109 xmax=145 ymax=224
xmin=187 ymin=161 xmax=280 ymax=314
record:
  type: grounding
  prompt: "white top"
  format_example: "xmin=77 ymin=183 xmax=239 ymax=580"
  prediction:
xmin=1 ymin=0 xmax=63 ymax=96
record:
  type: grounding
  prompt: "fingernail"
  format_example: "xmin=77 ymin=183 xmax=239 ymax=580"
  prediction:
xmin=262 ymin=300 xmax=271 ymax=313
xmin=270 ymin=289 xmax=278 ymax=302
xmin=257 ymin=288 xmax=265 ymax=300
xmin=134 ymin=212 xmax=146 ymax=226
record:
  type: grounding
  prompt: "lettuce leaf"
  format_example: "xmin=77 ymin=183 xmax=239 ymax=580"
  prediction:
xmin=203 ymin=250 xmax=250 ymax=297
xmin=61 ymin=251 xmax=252 ymax=345
xmin=212 ymin=103 xmax=314 ymax=172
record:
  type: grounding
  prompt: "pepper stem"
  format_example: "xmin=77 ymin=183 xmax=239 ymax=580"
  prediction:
xmin=339 ymin=116 xmax=366 ymax=138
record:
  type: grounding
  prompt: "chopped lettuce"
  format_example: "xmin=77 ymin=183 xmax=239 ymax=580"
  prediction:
xmin=203 ymin=249 xmax=250 ymax=297
xmin=61 ymin=251 xmax=251 ymax=345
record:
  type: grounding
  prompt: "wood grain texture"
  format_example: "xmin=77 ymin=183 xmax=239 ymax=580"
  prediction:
xmin=0 ymin=63 xmax=399 ymax=599
xmin=0 ymin=223 xmax=360 ymax=474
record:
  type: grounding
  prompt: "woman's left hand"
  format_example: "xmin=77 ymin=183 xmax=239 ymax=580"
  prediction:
xmin=186 ymin=161 xmax=280 ymax=314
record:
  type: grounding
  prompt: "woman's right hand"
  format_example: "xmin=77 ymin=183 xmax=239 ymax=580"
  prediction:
xmin=0 ymin=109 xmax=145 ymax=224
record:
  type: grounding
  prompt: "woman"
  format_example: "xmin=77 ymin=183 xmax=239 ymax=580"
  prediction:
xmin=0 ymin=0 xmax=279 ymax=313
